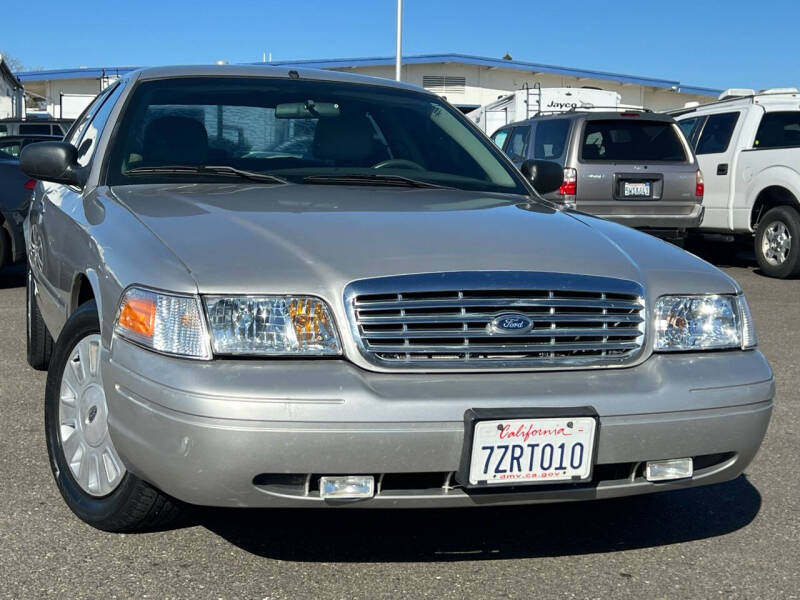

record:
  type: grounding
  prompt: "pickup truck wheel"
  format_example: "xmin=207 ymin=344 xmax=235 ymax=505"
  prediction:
xmin=44 ymin=301 xmax=181 ymax=532
xmin=27 ymin=267 xmax=54 ymax=370
xmin=755 ymin=206 xmax=800 ymax=278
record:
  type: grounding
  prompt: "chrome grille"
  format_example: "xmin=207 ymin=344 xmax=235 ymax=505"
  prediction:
xmin=344 ymin=272 xmax=646 ymax=370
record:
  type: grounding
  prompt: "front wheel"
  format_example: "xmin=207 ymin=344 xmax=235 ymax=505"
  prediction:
xmin=44 ymin=301 xmax=181 ymax=531
xmin=755 ymin=206 xmax=800 ymax=279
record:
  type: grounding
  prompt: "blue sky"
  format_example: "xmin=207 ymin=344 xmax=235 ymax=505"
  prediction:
xmin=4 ymin=0 xmax=798 ymax=89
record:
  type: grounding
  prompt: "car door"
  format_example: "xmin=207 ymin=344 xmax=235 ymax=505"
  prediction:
xmin=30 ymin=84 xmax=122 ymax=333
xmin=688 ymin=111 xmax=742 ymax=229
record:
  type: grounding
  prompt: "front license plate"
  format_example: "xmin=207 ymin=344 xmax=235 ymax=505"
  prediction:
xmin=467 ymin=416 xmax=596 ymax=486
xmin=624 ymin=181 xmax=651 ymax=197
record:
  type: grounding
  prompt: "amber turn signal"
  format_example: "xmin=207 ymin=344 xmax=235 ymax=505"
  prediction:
xmin=118 ymin=295 xmax=156 ymax=338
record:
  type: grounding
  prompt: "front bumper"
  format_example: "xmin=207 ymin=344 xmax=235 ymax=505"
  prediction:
xmin=105 ymin=339 xmax=773 ymax=507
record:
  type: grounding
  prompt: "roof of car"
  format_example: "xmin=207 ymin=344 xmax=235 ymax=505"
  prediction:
xmin=127 ymin=64 xmax=434 ymax=95
xmin=500 ymin=111 xmax=676 ymax=129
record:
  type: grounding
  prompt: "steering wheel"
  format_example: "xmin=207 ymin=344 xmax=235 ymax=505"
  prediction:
xmin=372 ymin=158 xmax=426 ymax=171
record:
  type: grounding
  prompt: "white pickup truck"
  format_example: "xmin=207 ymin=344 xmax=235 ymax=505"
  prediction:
xmin=672 ymin=88 xmax=800 ymax=278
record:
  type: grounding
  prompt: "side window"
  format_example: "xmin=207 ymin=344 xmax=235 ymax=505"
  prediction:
xmin=65 ymin=85 xmax=117 ymax=148
xmin=491 ymin=129 xmax=509 ymax=149
xmin=534 ymin=119 xmax=569 ymax=160
xmin=74 ymin=83 xmax=125 ymax=168
xmin=506 ymin=126 xmax=530 ymax=161
xmin=677 ymin=117 xmax=703 ymax=146
xmin=0 ymin=140 xmax=22 ymax=159
xmin=19 ymin=124 xmax=52 ymax=135
xmin=696 ymin=112 xmax=739 ymax=154
xmin=754 ymin=111 xmax=800 ymax=149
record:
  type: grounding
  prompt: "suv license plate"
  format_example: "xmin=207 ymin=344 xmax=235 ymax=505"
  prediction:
xmin=467 ymin=416 xmax=596 ymax=486
xmin=624 ymin=182 xmax=651 ymax=197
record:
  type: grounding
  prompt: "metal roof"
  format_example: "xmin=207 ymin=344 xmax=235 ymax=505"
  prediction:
xmin=265 ymin=54 xmax=721 ymax=96
xmin=15 ymin=66 xmax=139 ymax=82
xmin=14 ymin=54 xmax=721 ymax=96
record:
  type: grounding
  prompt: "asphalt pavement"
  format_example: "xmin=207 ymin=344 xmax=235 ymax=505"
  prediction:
xmin=1 ymin=243 xmax=798 ymax=600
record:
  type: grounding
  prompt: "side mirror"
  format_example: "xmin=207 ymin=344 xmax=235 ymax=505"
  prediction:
xmin=520 ymin=160 xmax=563 ymax=195
xmin=20 ymin=141 xmax=84 ymax=187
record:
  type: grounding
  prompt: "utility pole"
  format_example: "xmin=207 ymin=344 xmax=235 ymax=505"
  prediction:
xmin=395 ymin=0 xmax=403 ymax=81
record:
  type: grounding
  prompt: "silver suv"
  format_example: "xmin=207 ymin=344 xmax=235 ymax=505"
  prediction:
xmin=492 ymin=111 xmax=705 ymax=234
xmin=20 ymin=66 xmax=772 ymax=532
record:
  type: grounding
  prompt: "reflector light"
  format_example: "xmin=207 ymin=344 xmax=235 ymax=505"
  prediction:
xmin=24 ymin=179 xmax=36 ymax=190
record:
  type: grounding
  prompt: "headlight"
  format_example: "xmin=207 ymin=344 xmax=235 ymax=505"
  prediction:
xmin=655 ymin=294 xmax=757 ymax=351
xmin=114 ymin=287 xmax=211 ymax=359
xmin=204 ymin=295 xmax=341 ymax=356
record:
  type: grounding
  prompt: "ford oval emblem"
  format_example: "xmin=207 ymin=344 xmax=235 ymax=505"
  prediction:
xmin=488 ymin=313 xmax=534 ymax=335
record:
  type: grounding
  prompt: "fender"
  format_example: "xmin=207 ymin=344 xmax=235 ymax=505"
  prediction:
xmin=733 ymin=161 xmax=800 ymax=231
xmin=69 ymin=268 xmax=104 ymax=329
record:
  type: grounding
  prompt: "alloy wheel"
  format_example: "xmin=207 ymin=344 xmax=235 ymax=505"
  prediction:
xmin=57 ymin=334 xmax=126 ymax=496
xmin=761 ymin=220 xmax=792 ymax=266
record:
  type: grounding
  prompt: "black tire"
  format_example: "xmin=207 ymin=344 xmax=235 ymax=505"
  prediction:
xmin=26 ymin=267 xmax=54 ymax=370
xmin=44 ymin=301 xmax=181 ymax=532
xmin=0 ymin=226 xmax=10 ymax=270
xmin=754 ymin=206 xmax=800 ymax=279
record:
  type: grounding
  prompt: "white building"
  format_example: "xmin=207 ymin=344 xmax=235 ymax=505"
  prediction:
xmin=0 ymin=55 xmax=25 ymax=119
xmin=18 ymin=67 xmax=126 ymax=119
xmin=269 ymin=54 xmax=720 ymax=113
xmin=15 ymin=54 xmax=721 ymax=119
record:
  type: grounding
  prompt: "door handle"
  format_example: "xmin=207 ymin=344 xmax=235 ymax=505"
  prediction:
xmin=717 ymin=163 xmax=728 ymax=176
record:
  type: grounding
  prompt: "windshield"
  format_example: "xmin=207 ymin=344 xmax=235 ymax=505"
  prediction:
xmin=105 ymin=76 xmax=526 ymax=194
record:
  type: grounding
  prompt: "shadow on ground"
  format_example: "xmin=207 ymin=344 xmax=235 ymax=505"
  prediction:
xmin=0 ymin=264 xmax=25 ymax=289
xmin=684 ymin=238 xmax=762 ymax=272
xmin=195 ymin=476 xmax=760 ymax=562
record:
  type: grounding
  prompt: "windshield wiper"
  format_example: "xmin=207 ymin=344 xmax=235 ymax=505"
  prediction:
xmin=302 ymin=174 xmax=453 ymax=189
xmin=126 ymin=165 xmax=289 ymax=184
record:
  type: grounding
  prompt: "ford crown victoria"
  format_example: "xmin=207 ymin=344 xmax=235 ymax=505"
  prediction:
xmin=20 ymin=66 xmax=773 ymax=531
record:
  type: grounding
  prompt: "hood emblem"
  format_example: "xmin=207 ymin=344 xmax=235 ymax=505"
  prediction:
xmin=488 ymin=313 xmax=534 ymax=335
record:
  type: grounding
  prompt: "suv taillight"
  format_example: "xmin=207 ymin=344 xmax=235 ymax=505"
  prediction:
xmin=695 ymin=170 xmax=704 ymax=198
xmin=24 ymin=179 xmax=36 ymax=190
xmin=559 ymin=168 xmax=577 ymax=197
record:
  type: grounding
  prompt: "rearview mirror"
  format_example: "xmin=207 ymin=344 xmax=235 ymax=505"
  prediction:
xmin=520 ymin=160 xmax=563 ymax=195
xmin=20 ymin=141 xmax=84 ymax=187
xmin=275 ymin=100 xmax=341 ymax=119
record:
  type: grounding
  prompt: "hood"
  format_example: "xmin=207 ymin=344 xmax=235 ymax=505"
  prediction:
xmin=110 ymin=183 xmax=737 ymax=299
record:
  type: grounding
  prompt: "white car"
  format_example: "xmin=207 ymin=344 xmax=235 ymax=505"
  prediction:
xmin=673 ymin=88 xmax=800 ymax=278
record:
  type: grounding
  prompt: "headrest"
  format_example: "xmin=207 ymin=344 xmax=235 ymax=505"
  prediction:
xmin=143 ymin=116 xmax=208 ymax=165
xmin=312 ymin=115 xmax=375 ymax=163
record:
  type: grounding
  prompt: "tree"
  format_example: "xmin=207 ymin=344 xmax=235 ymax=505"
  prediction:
xmin=0 ymin=51 xmax=25 ymax=72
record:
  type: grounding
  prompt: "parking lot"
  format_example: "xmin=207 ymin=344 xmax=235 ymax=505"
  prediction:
xmin=1 ymin=244 xmax=798 ymax=600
